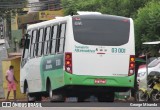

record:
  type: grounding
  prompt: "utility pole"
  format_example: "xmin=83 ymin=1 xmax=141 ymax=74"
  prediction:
xmin=0 ymin=18 xmax=3 ymax=39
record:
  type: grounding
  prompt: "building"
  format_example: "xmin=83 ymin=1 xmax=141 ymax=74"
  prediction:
xmin=28 ymin=0 xmax=62 ymax=12
xmin=0 ymin=39 xmax=9 ymax=98
xmin=11 ymin=0 xmax=63 ymax=52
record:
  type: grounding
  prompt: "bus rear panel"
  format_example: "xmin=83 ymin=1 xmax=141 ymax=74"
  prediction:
xmin=64 ymin=15 xmax=135 ymax=92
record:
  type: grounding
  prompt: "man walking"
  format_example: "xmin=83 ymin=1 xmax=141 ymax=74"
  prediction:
xmin=6 ymin=65 xmax=18 ymax=101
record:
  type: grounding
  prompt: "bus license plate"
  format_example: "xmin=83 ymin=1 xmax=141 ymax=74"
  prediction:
xmin=94 ymin=79 xmax=106 ymax=84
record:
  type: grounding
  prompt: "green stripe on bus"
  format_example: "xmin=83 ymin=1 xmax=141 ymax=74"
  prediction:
xmin=40 ymin=63 xmax=134 ymax=91
xmin=40 ymin=54 xmax=64 ymax=91
xmin=64 ymin=72 xmax=134 ymax=87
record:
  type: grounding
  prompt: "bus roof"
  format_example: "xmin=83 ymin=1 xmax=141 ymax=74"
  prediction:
xmin=27 ymin=16 xmax=70 ymax=30
xmin=77 ymin=11 xmax=102 ymax=15
xmin=27 ymin=14 xmax=131 ymax=30
xmin=143 ymin=41 xmax=160 ymax=45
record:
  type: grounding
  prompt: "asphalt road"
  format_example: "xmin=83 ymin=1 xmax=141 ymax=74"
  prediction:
xmin=0 ymin=107 xmax=159 ymax=110
xmin=1 ymin=96 xmax=159 ymax=110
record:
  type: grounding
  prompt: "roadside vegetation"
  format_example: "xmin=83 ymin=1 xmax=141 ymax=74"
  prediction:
xmin=62 ymin=0 xmax=160 ymax=56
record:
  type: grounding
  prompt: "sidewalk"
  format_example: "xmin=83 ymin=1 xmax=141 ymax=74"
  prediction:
xmin=0 ymin=98 xmax=27 ymax=102
xmin=0 ymin=97 xmax=48 ymax=102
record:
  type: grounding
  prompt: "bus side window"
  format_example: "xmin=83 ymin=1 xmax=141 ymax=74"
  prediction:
xmin=23 ymin=31 xmax=31 ymax=58
xmin=50 ymin=25 xmax=58 ymax=54
xmin=37 ymin=28 xmax=44 ymax=56
xmin=34 ymin=30 xmax=39 ymax=57
xmin=57 ymin=23 xmax=66 ymax=53
xmin=43 ymin=27 xmax=51 ymax=55
xmin=30 ymin=30 xmax=37 ymax=58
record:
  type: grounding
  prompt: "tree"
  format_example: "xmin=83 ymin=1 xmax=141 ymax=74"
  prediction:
xmin=62 ymin=0 xmax=101 ymax=15
xmin=62 ymin=1 xmax=156 ymax=97
xmin=62 ymin=0 xmax=160 ymax=56
xmin=135 ymin=0 xmax=160 ymax=55
xmin=62 ymin=0 xmax=150 ymax=18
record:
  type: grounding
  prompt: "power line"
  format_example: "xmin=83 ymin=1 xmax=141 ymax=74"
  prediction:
xmin=0 ymin=5 xmax=62 ymax=9
xmin=0 ymin=0 xmax=60 ymax=6
xmin=0 ymin=0 xmax=51 ymax=4
xmin=0 ymin=0 xmax=61 ymax=9
xmin=0 ymin=0 xmax=26 ymax=4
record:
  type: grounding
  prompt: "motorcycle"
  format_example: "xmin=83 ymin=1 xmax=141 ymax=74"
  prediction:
xmin=150 ymin=75 xmax=160 ymax=101
xmin=136 ymin=72 xmax=160 ymax=102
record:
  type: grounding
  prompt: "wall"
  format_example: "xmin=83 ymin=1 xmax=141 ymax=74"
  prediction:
xmin=0 ymin=44 xmax=8 ymax=98
xmin=2 ymin=57 xmax=26 ymax=99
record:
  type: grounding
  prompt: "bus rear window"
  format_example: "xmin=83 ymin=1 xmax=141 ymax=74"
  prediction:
xmin=72 ymin=15 xmax=130 ymax=46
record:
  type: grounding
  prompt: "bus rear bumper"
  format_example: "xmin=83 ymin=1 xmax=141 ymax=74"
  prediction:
xmin=64 ymin=72 xmax=135 ymax=92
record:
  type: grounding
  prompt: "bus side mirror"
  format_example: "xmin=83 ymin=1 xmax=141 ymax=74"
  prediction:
xmin=25 ymin=34 xmax=30 ymax=38
xmin=25 ymin=39 xmax=30 ymax=49
xmin=24 ymin=34 xmax=30 ymax=49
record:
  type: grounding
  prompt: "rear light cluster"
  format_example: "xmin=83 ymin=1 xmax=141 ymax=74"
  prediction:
xmin=65 ymin=52 xmax=72 ymax=74
xmin=128 ymin=55 xmax=135 ymax=76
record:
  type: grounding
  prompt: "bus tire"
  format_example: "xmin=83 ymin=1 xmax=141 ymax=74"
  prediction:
xmin=78 ymin=96 xmax=87 ymax=102
xmin=25 ymin=86 xmax=35 ymax=102
xmin=48 ymin=81 xmax=64 ymax=102
xmin=48 ymin=83 xmax=53 ymax=102
xmin=35 ymin=95 xmax=42 ymax=101
xmin=97 ymin=92 xmax=114 ymax=102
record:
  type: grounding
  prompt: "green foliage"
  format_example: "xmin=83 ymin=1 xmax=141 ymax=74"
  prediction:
xmin=62 ymin=0 xmax=160 ymax=56
xmin=135 ymin=0 xmax=160 ymax=55
xmin=62 ymin=0 xmax=150 ymax=18
xmin=62 ymin=0 xmax=101 ymax=15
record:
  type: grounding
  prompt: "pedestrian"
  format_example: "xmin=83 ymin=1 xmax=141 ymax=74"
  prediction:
xmin=6 ymin=65 xmax=18 ymax=101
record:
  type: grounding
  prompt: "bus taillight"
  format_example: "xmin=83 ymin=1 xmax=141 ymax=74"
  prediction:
xmin=128 ymin=55 xmax=135 ymax=76
xmin=65 ymin=52 xmax=72 ymax=74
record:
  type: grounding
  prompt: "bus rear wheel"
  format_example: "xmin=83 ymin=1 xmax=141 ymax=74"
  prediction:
xmin=78 ymin=96 xmax=88 ymax=102
xmin=25 ymin=87 xmax=35 ymax=102
xmin=48 ymin=82 xmax=64 ymax=102
xmin=97 ymin=92 xmax=114 ymax=102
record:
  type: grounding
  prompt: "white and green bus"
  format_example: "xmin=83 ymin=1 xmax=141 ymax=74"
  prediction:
xmin=20 ymin=13 xmax=135 ymax=102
